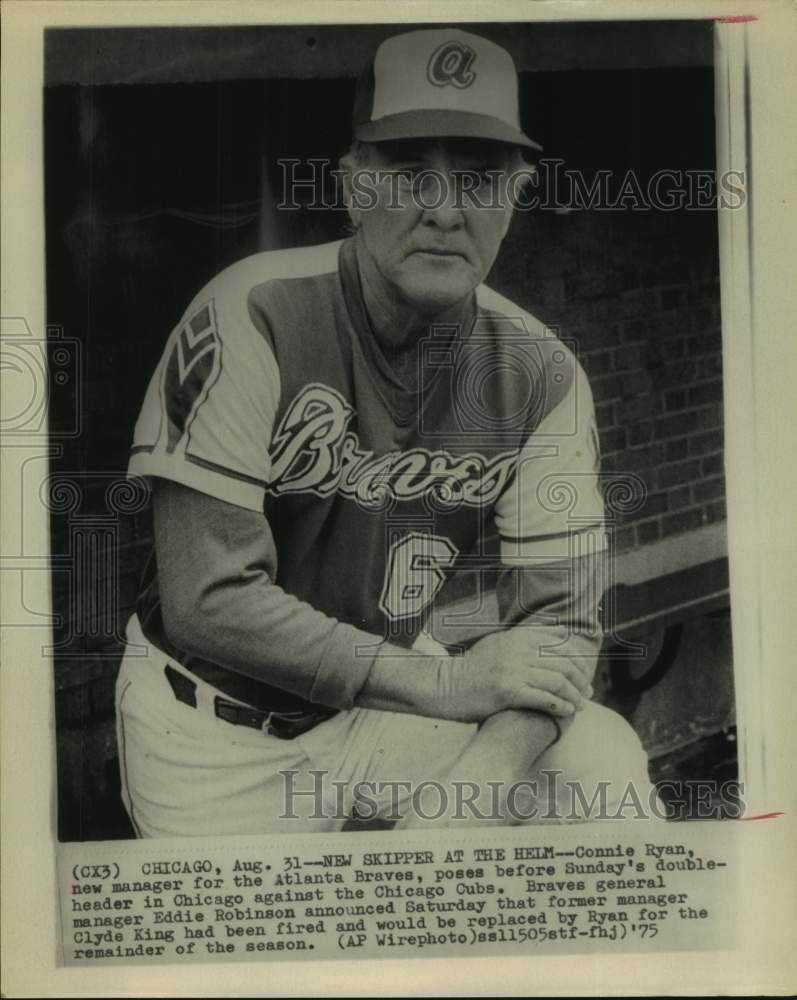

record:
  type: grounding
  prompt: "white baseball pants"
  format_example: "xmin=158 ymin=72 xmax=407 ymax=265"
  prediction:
xmin=116 ymin=615 xmax=660 ymax=837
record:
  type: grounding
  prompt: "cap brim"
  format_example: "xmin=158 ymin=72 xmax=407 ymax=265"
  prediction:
xmin=354 ymin=109 xmax=542 ymax=152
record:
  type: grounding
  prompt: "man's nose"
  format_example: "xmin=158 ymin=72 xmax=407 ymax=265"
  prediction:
xmin=420 ymin=174 xmax=464 ymax=230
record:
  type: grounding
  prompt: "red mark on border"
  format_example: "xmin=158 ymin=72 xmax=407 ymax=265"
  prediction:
xmin=713 ymin=15 xmax=758 ymax=22
xmin=740 ymin=811 xmax=783 ymax=821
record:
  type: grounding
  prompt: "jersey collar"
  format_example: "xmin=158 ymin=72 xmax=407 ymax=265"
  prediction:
xmin=337 ymin=236 xmax=477 ymax=402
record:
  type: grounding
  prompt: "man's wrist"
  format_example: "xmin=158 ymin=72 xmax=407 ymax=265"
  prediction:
xmin=355 ymin=641 xmax=461 ymax=718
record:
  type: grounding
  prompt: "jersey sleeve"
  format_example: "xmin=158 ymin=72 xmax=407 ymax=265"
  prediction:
xmin=493 ymin=350 xmax=607 ymax=566
xmin=128 ymin=273 xmax=280 ymax=512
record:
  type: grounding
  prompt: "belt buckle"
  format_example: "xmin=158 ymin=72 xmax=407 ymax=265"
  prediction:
xmin=263 ymin=710 xmax=300 ymax=740
xmin=266 ymin=709 xmax=314 ymax=740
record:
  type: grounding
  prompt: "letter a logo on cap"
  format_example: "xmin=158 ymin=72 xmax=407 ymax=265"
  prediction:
xmin=426 ymin=41 xmax=477 ymax=89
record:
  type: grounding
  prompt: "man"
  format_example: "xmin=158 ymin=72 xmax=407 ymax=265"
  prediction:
xmin=117 ymin=28 xmax=656 ymax=837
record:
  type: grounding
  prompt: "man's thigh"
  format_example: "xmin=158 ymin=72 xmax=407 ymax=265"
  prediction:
xmin=117 ymin=620 xmax=657 ymax=833
xmin=296 ymin=707 xmax=478 ymax=824
xmin=116 ymin=649 xmax=338 ymax=837
xmin=331 ymin=701 xmax=657 ymax=826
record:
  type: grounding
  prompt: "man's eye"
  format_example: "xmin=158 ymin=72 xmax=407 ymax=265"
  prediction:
xmin=393 ymin=169 xmax=421 ymax=185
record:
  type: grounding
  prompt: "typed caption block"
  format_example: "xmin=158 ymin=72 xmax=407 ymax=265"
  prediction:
xmin=58 ymin=822 xmax=736 ymax=966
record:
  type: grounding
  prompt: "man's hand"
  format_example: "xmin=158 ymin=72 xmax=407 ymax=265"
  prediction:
xmin=359 ymin=624 xmax=594 ymax=724
xmin=436 ymin=626 xmax=594 ymax=723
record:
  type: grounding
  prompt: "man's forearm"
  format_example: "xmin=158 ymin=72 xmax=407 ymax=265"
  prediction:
xmin=479 ymin=708 xmax=559 ymax=757
xmin=156 ymin=479 xmax=471 ymax=714
xmin=398 ymin=709 xmax=559 ymax=828
xmin=354 ymin=645 xmax=464 ymax=717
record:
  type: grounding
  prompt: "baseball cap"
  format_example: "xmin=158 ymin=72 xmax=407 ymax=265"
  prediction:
xmin=352 ymin=28 xmax=542 ymax=152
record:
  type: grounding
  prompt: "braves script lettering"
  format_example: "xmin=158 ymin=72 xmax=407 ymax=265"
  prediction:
xmin=267 ymin=384 xmax=517 ymax=508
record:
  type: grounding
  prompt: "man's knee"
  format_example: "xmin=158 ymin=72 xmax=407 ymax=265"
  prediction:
xmin=545 ymin=701 xmax=651 ymax=791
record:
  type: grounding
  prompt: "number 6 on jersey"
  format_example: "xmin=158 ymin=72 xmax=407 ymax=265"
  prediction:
xmin=378 ymin=532 xmax=459 ymax=621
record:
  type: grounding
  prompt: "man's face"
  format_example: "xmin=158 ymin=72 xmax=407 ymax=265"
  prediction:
xmin=348 ymin=138 xmax=519 ymax=315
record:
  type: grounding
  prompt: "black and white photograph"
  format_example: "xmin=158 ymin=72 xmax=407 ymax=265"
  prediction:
xmin=2 ymin=0 xmax=796 ymax=994
xmin=45 ymin=19 xmax=738 ymax=841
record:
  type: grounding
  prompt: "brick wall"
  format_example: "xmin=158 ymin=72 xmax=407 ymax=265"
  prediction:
xmin=491 ymin=205 xmax=725 ymax=554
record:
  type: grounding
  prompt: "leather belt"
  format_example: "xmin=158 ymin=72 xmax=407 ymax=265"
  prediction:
xmin=163 ymin=664 xmax=335 ymax=740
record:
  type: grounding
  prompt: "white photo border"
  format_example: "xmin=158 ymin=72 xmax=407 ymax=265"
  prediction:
xmin=2 ymin=0 xmax=796 ymax=995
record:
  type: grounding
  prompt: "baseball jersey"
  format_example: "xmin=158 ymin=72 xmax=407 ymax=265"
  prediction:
xmin=129 ymin=237 xmax=606 ymax=711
